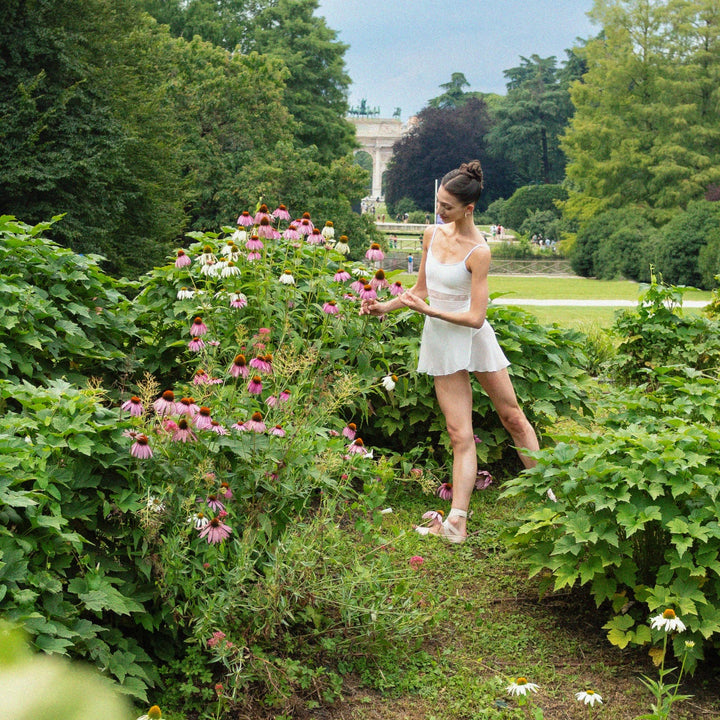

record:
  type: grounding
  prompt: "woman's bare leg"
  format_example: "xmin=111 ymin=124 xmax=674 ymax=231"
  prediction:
xmin=432 ymin=370 xmax=477 ymax=538
xmin=474 ymin=368 xmax=538 ymax=468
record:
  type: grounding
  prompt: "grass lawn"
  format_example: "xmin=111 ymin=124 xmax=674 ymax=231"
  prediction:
xmin=386 ymin=273 xmax=714 ymax=329
xmin=327 ymin=484 xmax=720 ymax=720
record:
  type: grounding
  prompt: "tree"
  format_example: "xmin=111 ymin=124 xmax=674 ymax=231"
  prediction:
xmin=428 ymin=72 xmax=471 ymax=108
xmin=384 ymin=97 xmax=514 ymax=213
xmin=562 ymin=0 xmax=720 ymax=225
xmin=486 ymin=55 xmax=577 ymax=185
xmin=0 ymin=0 xmax=185 ymax=276
xmin=248 ymin=0 xmax=355 ymax=164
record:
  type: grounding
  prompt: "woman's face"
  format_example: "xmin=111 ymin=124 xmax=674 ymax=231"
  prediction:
xmin=436 ymin=185 xmax=472 ymax=223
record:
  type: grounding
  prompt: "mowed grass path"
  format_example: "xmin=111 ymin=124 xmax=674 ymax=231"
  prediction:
xmin=390 ymin=273 xmax=714 ymax=328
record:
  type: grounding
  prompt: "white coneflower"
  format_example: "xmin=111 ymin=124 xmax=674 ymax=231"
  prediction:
xmin=176 ymin=287 xmax=195 ymax=300
xmin=650 ymin=608 xmax=686 ymax=633
xmin=279 ymin=270 xmax=295 ymax=285
xmin=575 ymin=690 xmax=603 ymax=707
xmin=381 ymin=374 xmax=397 ymax=391
xmin=506 ymin=678 xmax=539 ymax=697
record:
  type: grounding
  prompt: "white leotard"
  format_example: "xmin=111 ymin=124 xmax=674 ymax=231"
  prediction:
xmin=416 ymin=227 xmax=510 ymax=376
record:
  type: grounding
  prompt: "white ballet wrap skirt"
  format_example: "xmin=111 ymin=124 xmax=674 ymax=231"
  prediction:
xmin=417 ymin=291 xmax=510 ymax=376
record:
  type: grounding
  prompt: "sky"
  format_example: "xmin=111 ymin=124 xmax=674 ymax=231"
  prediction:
xmin=315 ymin=0 xmax=598 ymax=121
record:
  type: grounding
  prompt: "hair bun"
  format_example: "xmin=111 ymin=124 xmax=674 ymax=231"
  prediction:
xmin=460 ymin=160 xmax=484 ymax=185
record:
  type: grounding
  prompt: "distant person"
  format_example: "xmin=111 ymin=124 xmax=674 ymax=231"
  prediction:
xmin=425 ymin=212 xmax=431 ymax=224
xmin=407 ymin=254 xmax=414 ymax=273
xmin=361 ymin=160 xmax=539 ymax=542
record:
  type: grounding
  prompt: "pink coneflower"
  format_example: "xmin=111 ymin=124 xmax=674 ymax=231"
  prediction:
xmin=237 ymin=210 xmax=253 ymax=226
xmin=475 ymin=470 xmax=493 ymax=490
xmin=323 ymin=300 xmax=340 ymax=315
xmin=272 ymin=204 xmax=291 ymax=221
xmin=188 ymin=337 xmax=205 ymax=352
xmin=220 ymin=482 xmax=233 ymax=499
xmin=343 ymin=293 xmax=357 ymax=301
xmin=365 ymin=243 xmax=384 ymax=261
xmin=270 ymin=424 xmax=286 ymax=437
xmin=307 ymin=228 xmax=324 ymax=245
xmin=130 ymin=434 xmax=153 ymax=459
xmin=246 ymin=235 xmax=264 ymax=251
xmin=298 ymin=218 xmax=312 ymax=235
xmin=283 ymin=224 xmax=300 ymax=240
xmin=342 ymin=422 xmax=357 ymax=440
xmin=230 ymin=354 xmax=249 ymax=379
xmin=250 ymin=355 xmax=272 ymax=373
xmin=209 ymin=420 xmax=229 ymax=435
xmin=421 ymin=510 xmax=444 ymax=525
xmin=347 ymin=438 xmax=366 ymax=454
xmin=359 ymin=284 xmax=377 ymax=300
xmin=193 ymin=368 xmax=222 ymax=386
xmin=257 ymin=217 xmax=277 ymax=239
xmin=248 ymin=376 xmax=263 ymax=394
xmin=190 ymin=317 xmax=208 ymax=336
xmin=244 ymin=411 xmax=266 ymax=433
xmin=199 ymin=516 xmax=232 ymax=544
xmin=206 ymin=494 xmax=226 ymax=512
xmin=371 ymin=269 xmax=389 ymax=290
xmin=121 ymin=396 xmax=144 ymax=417
xmin=162 ymin=419 xmax=179 ymax=434
xmin=254 ymin=203 xmax=271 ymax=224
xmin=229 ymin=293 xmax=248 ymax=309
xmin=266 ymin=395 xmax=278 ymax=407
xmin=194 ymin=406 xmax=213 ymax=429
xmin=175 ymin=249 xmax=191 ymax=268
xmin=334 ymin=268 xmax=351 ymax=282
xmin=278 ymin=390 xmax=291 ymax=403
xmin=350 ymin=277 xmax=367 ymax=293
xmin=177 ymin=397 xmax=200 ymax=416
xmin=436 ymin=482 xmax=453 ymax=501
xmin=389 ymin=281 xmax=403 ymax=296
xmin=247 ymin=251 xmax=262 ymax=261
xmin=153 ymin=390 xmax=177 ymax=416
xmin=172 ymin=417 xmax=197 ymax=443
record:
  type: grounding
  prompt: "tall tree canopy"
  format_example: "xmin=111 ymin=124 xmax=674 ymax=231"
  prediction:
xmin=486 ymin=53 xmax=581 ymax=186
xmin=0 ymin=0 xmax=184 ymax=274
xmin=1 ymin=0 xmax=368 ymax=277
xmin=384 ymin=97 xmax=515 ymax=213
xmin=140 ymin=0 xmax=356 ymax=164
xmin=562 ymin=0 xmax=720 ymax=225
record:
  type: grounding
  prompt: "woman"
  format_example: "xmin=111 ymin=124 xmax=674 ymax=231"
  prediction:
xmin=360 ymin=160 xmax=539 ymax=542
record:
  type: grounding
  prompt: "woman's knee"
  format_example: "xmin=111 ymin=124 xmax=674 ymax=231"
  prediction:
xmin=446 ymin=424 xmax=475 ymax=451
xmin=499 ymin=406 xmax=530 ymax=436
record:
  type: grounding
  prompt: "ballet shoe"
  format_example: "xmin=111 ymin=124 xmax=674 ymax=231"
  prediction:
xmin=415 ymin=508 xmax=467 ymax=544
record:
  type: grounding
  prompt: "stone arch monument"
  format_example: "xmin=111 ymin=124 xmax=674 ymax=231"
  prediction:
xmin=349 ymin=117 xmax=407 ymax=200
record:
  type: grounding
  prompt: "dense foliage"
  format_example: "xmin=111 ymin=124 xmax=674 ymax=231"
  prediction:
xmin=500 ymin=184 xmax=568 ymax=233
xmin=504 ymin=279 xmax=720 ymax=672
xmin=0 ymin=0 xmax=365 ymax=278
xmin=0 ymin=211 xmax=592 ymax=717
xmin=384 ymin=97 xmax=515 ymax=214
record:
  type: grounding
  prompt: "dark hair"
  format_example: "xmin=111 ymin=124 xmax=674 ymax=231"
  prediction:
xmin=441 ymin=160 xmax=484 ymax=205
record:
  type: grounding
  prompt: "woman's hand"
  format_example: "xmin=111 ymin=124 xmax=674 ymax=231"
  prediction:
xmin=360 ymin=297 xmax=388 ymax=316
xmin=398 ymin=291 xmax=429 ymax=315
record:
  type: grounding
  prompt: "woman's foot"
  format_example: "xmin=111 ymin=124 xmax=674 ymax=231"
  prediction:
xmin=415 ymin=508 xmax=467 ymax=543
